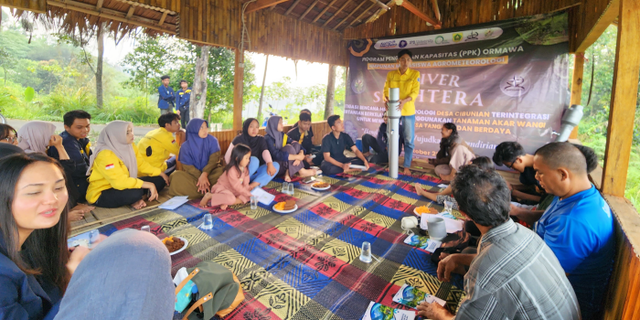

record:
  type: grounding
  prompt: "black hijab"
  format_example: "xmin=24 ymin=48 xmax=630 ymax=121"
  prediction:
xmin=233 ymin=118 xmax=268 ymax=164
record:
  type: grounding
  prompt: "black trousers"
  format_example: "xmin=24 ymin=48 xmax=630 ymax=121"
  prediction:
xmin=94 ymin=176 xmax=167 ymax=208
xmin=362 ymin=134 xmax=389 ymax=164
xmin=320 ymin=158 xmax=365 ymax=176
xmin=179 ymin=107 xmax=190 ymax=128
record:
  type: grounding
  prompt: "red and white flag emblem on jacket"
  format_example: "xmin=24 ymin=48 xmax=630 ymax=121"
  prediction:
xmin=105 ymin=164 xmax=115 ymax=170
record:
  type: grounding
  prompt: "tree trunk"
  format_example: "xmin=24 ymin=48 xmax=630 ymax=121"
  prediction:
xmin=257 ymin=54 xmax=269 ymax=123
xmin=190 ymin=45 xmax=210 ymax=120
xmin=96 ymin=22 xmax=105 ymax=109
xmin=324 ymin=64 xmax=337 ymax=119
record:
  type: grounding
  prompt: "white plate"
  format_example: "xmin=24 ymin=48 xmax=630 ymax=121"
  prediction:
xmin=413 ymin=207 xmax=437 ymax=215
xmin=273 ymin=204 xmax=298 ymax=213
xmin=167 ymin=237 xmax=188 ymax=256
xmin=311 ymin=184 xmax=331 ymax=191
xmin=350 ymin=164 xmax=367 ymax=170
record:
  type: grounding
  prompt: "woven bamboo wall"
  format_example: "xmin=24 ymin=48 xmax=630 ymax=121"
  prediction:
xmin=210 ymin=120 xmax=330 ymax=157
xmin=178 ymin=0 xmax=241 ymax=49
xmin=344 ymin=0 xmax=582 ymax=40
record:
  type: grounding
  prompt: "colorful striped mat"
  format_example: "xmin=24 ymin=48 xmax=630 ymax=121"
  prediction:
xmin=96 ymin=166 xmax=468 ymax=320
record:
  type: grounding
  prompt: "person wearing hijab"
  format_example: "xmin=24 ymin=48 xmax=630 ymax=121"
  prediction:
xmin=16 ymin=121 xmax=93 ymax=220
xmin=86 ymin=121 xmax=168 ymax=210
xmin=225 ymin=118 xmax=280 ymax=188
xmin=432 ymin=123 xmax=476 ymax=182
xmin=169 ymin=119 xmax=225 ymax=199
xmin=265 ymin=116 xmax=316 ymax=182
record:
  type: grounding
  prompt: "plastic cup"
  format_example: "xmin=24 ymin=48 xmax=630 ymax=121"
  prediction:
xmin=282 ymin=182 xmax=289 ymax=194
xmin=250 ymin=196 xmax=258 ymax=210
xmin=202 ymin=213 xmax=213 ymax=230
xmin=141 ymin=225 xmax=151 ymax=233
xmin=444 ymin=201 xmax=454 ymax=213
xmin=288 ymin=183 xmax=295 ymax=196
xmin=359 ymin=241 xmax=372 ymax=263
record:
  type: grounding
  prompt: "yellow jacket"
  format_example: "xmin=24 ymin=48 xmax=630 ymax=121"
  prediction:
xmin=383 ymin=68 xmax=421 ymax=116
xmin=86 ymin=145 xmax=162 ymax=204
xmin=137 ymin=127 xmax=179 ymax=172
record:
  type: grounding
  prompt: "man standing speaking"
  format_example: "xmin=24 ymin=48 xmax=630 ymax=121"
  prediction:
xmin=383 ymin=49 xmax=420 ymax=175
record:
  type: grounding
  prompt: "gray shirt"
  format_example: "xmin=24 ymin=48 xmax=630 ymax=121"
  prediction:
xmin=457 ymin=219 xmax=581 ymax=319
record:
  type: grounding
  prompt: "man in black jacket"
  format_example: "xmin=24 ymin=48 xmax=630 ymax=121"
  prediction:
xmin=361 ymin=112 xmax=404 ymax=164
xmin=288 ymin=111 xmax=321 ymax=168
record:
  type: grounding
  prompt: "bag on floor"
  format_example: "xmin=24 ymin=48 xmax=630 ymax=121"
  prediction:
xmin=174 ymin=261 xmax=244 ymax=320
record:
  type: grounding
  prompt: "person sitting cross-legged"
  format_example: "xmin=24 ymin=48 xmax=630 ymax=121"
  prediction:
xmin=169 ymin=119 xmax=225 ymax=199
xmin=265 ymin=116 xmax=317 ymax=182
xmin=137 ymin=113 xmax=181 ymax=173
xmin=361 ymin=111 xmax=404 ymax=165
xmin=287 ymin=111 xmax=321 ymax=168
xmin=86 ymin=121 xmax=168 ymax=210
xmin=417 ymin=165 xmax=580 ymax=320
xmin=320 ymin=115 xmax=369 ymax=176
xmin=510 ymin=142 xmax=614 ymax=319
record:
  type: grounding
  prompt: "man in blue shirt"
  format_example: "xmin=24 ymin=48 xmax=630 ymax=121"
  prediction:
xmin=175 ymin=80 xmax=191 ymax=128
xmin=532 ymin=142 xmax=614 ymax=319
xmin=157 ymin=75 xmax=175 ymax=115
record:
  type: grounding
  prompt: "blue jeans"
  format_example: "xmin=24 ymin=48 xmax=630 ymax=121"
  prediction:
xmin=402 ymin=115 xmax=415 ymax=167
xmin=53 ymin=229 xmax=174 ymax=320
xmin=248 ymin=156 xmax=280 ymax=187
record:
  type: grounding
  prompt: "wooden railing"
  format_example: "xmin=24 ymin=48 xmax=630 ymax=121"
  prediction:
xmin=208 ymin=120 xmax=330 ymax=157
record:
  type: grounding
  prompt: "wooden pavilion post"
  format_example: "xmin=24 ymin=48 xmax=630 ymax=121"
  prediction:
xmin=601 ymin=0 xmax=640 ymax=197
xmin=569 ymin=53 xmax=584 ymax=139
xmin=233 ymin=48 xmax=244 ymax=133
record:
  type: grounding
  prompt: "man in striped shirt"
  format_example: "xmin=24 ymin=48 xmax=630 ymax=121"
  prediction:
xmin=418 ymin=165 xmax=580 ymax=320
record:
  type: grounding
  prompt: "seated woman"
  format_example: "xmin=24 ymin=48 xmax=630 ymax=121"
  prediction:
xmin=169 ymin=119 xmax=224 ymax=199
xmin=265 ymin=116 xmax=316 ymax=182
xmin=225 ymin=118 xmax=279 ymax=188
xmin=432 ymin=122 xmax=475 ymax=182
xmin=0 ymin=123 xmax=18 ymax=145
xmin=86 ymin=121 xmax=168 ymax=210
xmin=200 ymin=143 xmax=254 ymax=209
xmin=16 ymin=121 xmax=93 ymax=221
xmin=415 ymin=156 xmax=494 ymax=209
xmin=0 ymin=153 xmax=174 ymax=320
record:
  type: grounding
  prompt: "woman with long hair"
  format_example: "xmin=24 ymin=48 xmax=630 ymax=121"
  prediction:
xmin=86 ymin=121 xmax=168 ymax=209
xmin=432 ymin=123 xmax=475 ymax=181
xmin=265 ymin=116 xmax=317 ymax=182
xmin=200 ymin=143 xmax=254 ymax=209
xmin=169 ymin=119 xmax=224 ymax=199
xmin=0 ymin=123 xmax=18 ymax=145
xmin=225 ymin=118 xmax=280 ymax=188
xmin=0 ymin=153 xmax=174 ymax=319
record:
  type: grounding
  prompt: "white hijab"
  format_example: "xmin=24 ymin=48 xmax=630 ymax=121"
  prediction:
xmin=17 ymin=121 xmax=57 ymax=153
xmin=87 ymin=121 xmax=138 ymax=178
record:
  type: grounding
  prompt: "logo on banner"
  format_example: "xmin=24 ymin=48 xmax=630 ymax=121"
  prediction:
xmin=452 ymin=33 xmax=463 ymax=42
xmin=399 ymin=40 xmax=407 ymax=48
xmin=379 ymin=40 xmax=397 ymax=48
xmin=465 ymin=31 xmax=479 ymax=41
xmin=435 ymin=36 xmax=448 ymax=44
xmin=500 ymin=75 xmax=530 ymax=97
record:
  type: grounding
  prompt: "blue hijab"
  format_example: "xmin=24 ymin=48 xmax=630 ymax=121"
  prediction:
xmin=178 ymin=119 xmax=221 ymax=171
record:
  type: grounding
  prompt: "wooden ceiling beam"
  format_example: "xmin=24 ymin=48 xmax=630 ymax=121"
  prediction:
xmin=285 ymin=0 xmax=302 ymax=15
xmin=332 ymin=0 xmax=366 ymax=30
xmin=158 ymin=10 xmax=168 ymax=25
xmin=245 ymin=0 xmax=290 ymax=14
xmin=47 ymin=0 xmax=175 ymax=34
xmin=299 ymin=0 xmax=320 ymax=20
xmin=348 ymin=2 xmax=377 ymax=26
xmin=322 ymin=0 xmax=350 ymax=27
xmin=394 ymin=0 xmax=440 ymax=27
xmin=312 ymin=0 xmax=337 ymax=23
xmin=113 ymin=0 xmax=176 ymax=15
xmin=430 ymin=0 xmax=440 ymax=23
xmin=96 ymin=0 xmax=104 ymax=11
xmin=126 ymin=5 xmax=135 ymax=18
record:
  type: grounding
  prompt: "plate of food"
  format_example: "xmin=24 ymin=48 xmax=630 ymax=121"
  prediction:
xmin=273 ymin=200 xmax=298 ymax=213
xmin=163 ymin=236 xmax=188 ymax=256
xmin=311 ymin=181 xmax=331 ymax=191
xmin=414 ymin=205 xmax=438 ymax=215
xmin=349 ymin=164 xmax=367 ymax=170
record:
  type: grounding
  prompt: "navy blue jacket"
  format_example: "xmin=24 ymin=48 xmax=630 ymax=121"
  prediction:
xmin=0 ymin=233 xmax=61 ymax=320
xmin=47 ymin=131 xmax=91 ymax=182
xmin=265 ymin=134 xmax=306 ymax=162
xmin=176 ymin=88 xmax=191 ymax=110
xmin=157 ymin=85 xmax=175 ymax=109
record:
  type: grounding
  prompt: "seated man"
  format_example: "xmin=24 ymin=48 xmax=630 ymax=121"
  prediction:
xmin=492 ymin=141 xmax=542 ymax=202
xmin=138 ymin=113 xmax=181 ymax=173
xmin=527 ymin=142 xmax=614 ymax=319
xmin=320 ymin=115 xmax=369 ymax=176
xmin=361 ymin=111 xmax=404 ymax=164
xmin=47 ymin=110 xmax=92 ymax=204
xmin=417 ymin=165 xmax=580 ymax=320
xmin=287 ymin=112 xmax=321 ymax=168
